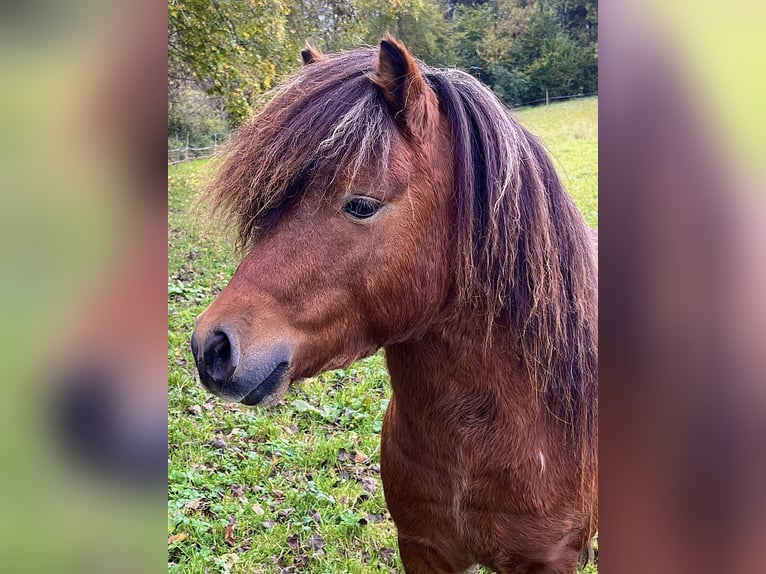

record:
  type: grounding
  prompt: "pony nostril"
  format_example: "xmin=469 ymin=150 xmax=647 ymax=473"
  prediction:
xmin=202 ymin=330 xmax=237 ymax=384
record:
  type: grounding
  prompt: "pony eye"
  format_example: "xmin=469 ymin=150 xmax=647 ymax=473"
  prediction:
xmin=342 ymin=196 xmax=382 ymax=220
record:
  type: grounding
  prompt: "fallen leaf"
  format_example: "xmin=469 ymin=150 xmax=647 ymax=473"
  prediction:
xmin=337 ymin=448 xmax=351 ymax=461
xmin=380 ymin=547 xmax=396 ymax=564
xmin=168 ymin=533 xmax=187 ymax=545
xmin=186 ymin=405 xmax=202 ymax=416
xmin=272 ymin=489 xmax=285 ymax=499
xmin=184 ymin=499 xmax=202 ymax=511
xmin=292 ymin=399 xmax=322 ymax=415
xmin=353 ymin=449 xmax=368 ymax=463
xmin=306 ymin=533 xmax=325 ymax=551
xmin=286 ymin=534 xmax=301 ymax=549
xmin=251 ymin=503 xmax=265 ymax=515
xmin=262 ymin=520 xmax=276 ymax=530
xmin=231 ymin=484 xmax=245 ymax=497
xmin=360 ymin=477 xmax=378 ymax=494
xmin=211 ymin=438 xmax=227 ymax=450
xmin=225 ymin=515 xmax=237 ymax=546
xmin=277 ymin=508 xmax=294 ymax=521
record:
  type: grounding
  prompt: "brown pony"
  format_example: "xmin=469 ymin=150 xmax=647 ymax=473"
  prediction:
xmin=192 ymin=38 xmax=597 ymax=574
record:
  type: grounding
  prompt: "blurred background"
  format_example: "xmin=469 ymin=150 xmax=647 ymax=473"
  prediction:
xmin=0 ymin=0 xmax=763 ymax=572
xmin=0 ymin=0 xmax=166 ymax=572
xmin=600 ymin=1 xmax=766 ymax=573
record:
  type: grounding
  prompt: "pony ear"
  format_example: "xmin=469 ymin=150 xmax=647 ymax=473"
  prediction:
xmin=300 ymin=43 xmax=324 ymax=66
xmin=373 ymin=35 xmax=436 ymax=141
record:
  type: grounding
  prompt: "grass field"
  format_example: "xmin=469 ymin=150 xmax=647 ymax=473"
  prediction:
xmin=168 ymin=97 xmax=598 ymax=573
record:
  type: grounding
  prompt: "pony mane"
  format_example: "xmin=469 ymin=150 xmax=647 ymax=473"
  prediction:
xmin=204 ymin=50 xmax=597 ymax=506
xmin=425 ymin=70 xmax=598 ymax=521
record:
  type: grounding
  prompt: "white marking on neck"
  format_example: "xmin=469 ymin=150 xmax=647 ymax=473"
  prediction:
xmin=538 ymin=451 xmax=546 ymax=475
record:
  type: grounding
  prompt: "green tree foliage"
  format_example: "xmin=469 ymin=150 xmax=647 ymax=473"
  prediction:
xmin=168 ymin=85 xmax=228 ymax=148
xmin=167 ymin=0 xmax=597 ymax=135
xmin=444 ymin=0 xmax=598 ymax=104
xmin=285 ymin=0 xmax=361 ymax=53
xmin=169 ymin=0 xmax=301 ymax=125
xmin=445 ymin=3 xmax=496 ymax=83
xmin=356 ymin=0 xmax=449 ymax=65
xmin=288 ymin=0 xmax=449 ymax=65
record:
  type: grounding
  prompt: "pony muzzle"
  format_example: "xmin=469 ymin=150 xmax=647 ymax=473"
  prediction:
xmin=191 ymin=325 xmax=293 ymax=405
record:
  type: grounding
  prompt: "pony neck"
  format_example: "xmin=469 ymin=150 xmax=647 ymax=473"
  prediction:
xmin=383 ymin=311 xmax=532 ymax=417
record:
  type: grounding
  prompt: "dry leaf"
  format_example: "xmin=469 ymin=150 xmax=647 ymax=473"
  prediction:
xmin=251 ymin=503 xmax=265 ymax=515
xmin=360 ymin=477 xmax=377 ymax=494
xmin=353 ymin=449 xmax=368 ymax=463
xmin=168 ymin=533 xmax=187 ymax=545
xmin=286 ymin=534 xmax=301 ymax=549
xmin=306 ymin=533 xmax=325 ymax=551
xmin=277 ymin=508 xmax=294 ymax=521
xmin=225 ymin=516 xmax=237 ymax=546
xmin=380 ymin=547 xmax=396 ymax=564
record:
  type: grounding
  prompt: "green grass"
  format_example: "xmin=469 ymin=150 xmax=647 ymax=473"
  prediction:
xmin=168 ymin=97 xmax=598 ymax=573
xmin=515 ymin=97 xmax=598 ymax=227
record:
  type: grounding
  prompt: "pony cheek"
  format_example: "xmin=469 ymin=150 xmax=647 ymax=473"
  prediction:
xmin=364 ymin=263 xmax=449 ymax=339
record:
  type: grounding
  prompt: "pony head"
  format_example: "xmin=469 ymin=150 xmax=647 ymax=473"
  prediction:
xmin=192 ymin=38 xmax=456 ymax=405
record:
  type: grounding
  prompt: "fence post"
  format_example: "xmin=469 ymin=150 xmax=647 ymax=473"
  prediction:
xmin=185 ymin=134 xmax=189 ymax=163
xmin=545 ymin=90 xmax=549 ymax=106
xmin=214 ymin=133 xmax=218 ymax=154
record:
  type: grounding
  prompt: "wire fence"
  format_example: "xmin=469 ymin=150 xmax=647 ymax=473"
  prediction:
xmin=167 ymin=92 xmax=597 ymax=166
xmin=512 ymin=91 xmax=598 ymax=110
xmin=168 ymin=133 xmax=230 ymax=166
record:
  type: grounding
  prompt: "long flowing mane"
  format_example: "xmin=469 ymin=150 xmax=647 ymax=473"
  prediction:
xmin=425 ymin=69 xmax=597 ymax=521
xmin=205 ymin=49 xmax=597 ymax=509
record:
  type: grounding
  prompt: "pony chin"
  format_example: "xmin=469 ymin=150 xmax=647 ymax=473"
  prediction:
xmin=238 ymin=374 xmax=292 ymax=407
xmin=227 ymin=361 xmax=295 ymax=407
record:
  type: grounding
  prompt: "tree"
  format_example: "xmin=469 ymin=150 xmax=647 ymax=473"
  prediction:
xmin=445 ymin=3 xmax=497 ymax=83
xmin=443 ymin=0 xmax=598 ymax=104
xmin=168 ymin=0 xmax=300 ymax=125
xmin=356 ymin=0 xmax=449 ymax=65
xmin=285 ymin=0 xmax=361 ymax=53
